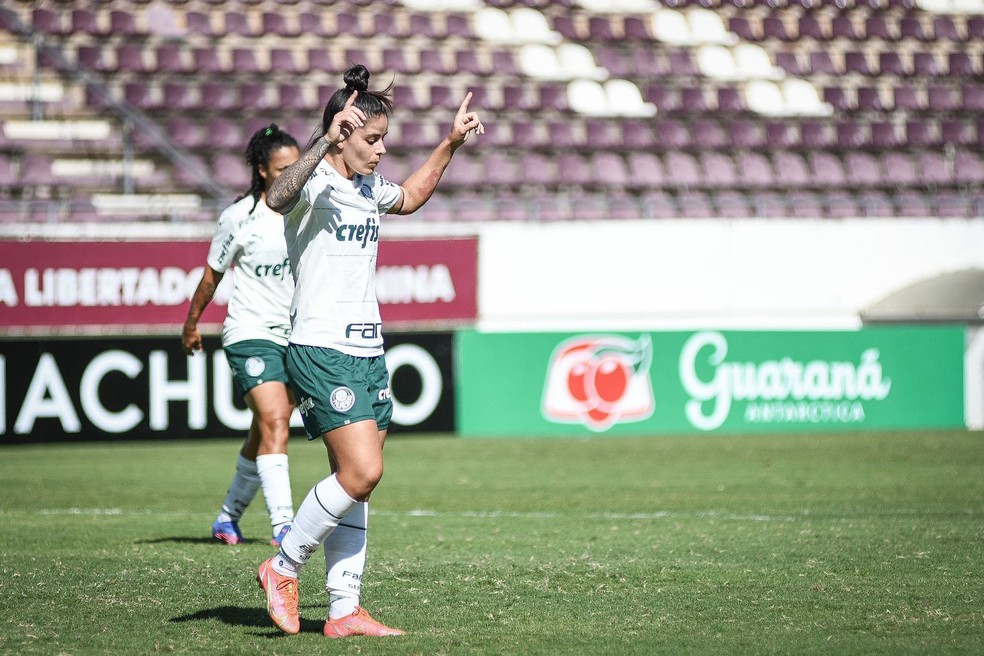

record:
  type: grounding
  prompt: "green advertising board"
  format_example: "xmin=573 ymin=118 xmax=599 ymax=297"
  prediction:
xmin=456 ymin=327 xmax=964 ymax=437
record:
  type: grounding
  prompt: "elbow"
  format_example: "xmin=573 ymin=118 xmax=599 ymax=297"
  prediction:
xmin=267 ymin=194 xmax=294 ymax=215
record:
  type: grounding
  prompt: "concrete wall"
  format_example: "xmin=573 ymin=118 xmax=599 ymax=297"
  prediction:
xmin=467 ymin=217 xmax=984 ymax=331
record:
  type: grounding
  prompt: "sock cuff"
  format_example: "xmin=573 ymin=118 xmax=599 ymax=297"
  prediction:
xmin=236 ymin=454 xmax=259 ymax=475
xmin=315 ymin=475 xmax=358 ymax=520
xmin=255 ymin=453 xmax=289 ymax=471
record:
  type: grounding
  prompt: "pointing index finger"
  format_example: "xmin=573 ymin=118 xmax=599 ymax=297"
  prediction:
xmin=458 ymin=92 xmax=472 ymax=118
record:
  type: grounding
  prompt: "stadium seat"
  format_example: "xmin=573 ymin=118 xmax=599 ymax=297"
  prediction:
xmin=263 ymin=12 xmax=300 ymax=37
xmin=857 ymin=190 xmax=896 ymax=217
xmin=786 ymin=191 xmax=825 ymax=218
xmin=32 ymin=8 xmax=67 ymax=36
xmin=845 ymin=152 xmax=883 ymax=186
xmin=156 ymin=44 xmax=191 ymax=74
xmin=166 ymin=117 xmax=205 ymax=150
xmin=700 ymin=152 xmax=739 ymax=187
xmin=193 ymin=48 xmax=228 ymax=75
xmin=109 ymin=10 xmax=143 ymax=37
xmin=773 ymin=151 xmax=811 ymax=187
xmin=185 ymin=11 xmax=216 ymax=37
xmin=19 ymin=154 xmax=57 ymax=186
xmin=692 ymin=118 xmax=728 ymax=149
xmin=591 ymin=152 xmax=631 ymax=187
xmin=676 ymin=191 xmax=714 ymax=217
xmin=206 ymin=117 xmax=244 ymax=151
xmin=637 ymin=190 xmax=676 ymax=218
xmin=483 ymin=152 xmax=524 ymax=187
xmin=656 ymin=119 xmax=692 ymax=150
xmin=954 ymin=151 xmax=984 ymax=185
xmin=521 ymin=152 xmax=560 ymax=186
xmin=919 ymin=152 xmax=952 ymax=185
xmin=664 ymin=152 xmax=702 ymax=188
xmin=626 ymin=152 xmax=667 ymax=187
xmin=895 ymin=190 xmax=934 ymax=217
xmin=730 ymin=119 xmax=766 ymax=149
xmin=224 ymin=12 xmax=257 ymax=38
xmin=116 ymin=44 xmax=149 ymax=74
xmin=557 ymin=152 xmax=594 ymax=186
xmin=800 ymin=120 xmax=836 ymax=149
xmin=712 ymin=190 xmax=752 ymax=217
xmin=825 ymin=191 xmax=861 ymax=218
xmin=941 ymin=119 xmax=976 ymax=147
xmin=962 ymin=84 xmax=984 ymax=112
xmin=71 ymin=9 xmax=108 ymax=37
xmin=737 ymin=152 xmax=775 ymax=188
xmin=837 ymin=120 xmax=868 ymax=149
xmin=270 ymin=49 xmax=306 ymax=75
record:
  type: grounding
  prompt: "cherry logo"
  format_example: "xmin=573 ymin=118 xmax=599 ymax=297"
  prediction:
xmin=542 ymin=335 xmax=655 ymax=431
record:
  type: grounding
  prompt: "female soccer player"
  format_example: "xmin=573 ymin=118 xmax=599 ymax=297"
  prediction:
xmin=256 ymin=64 xmax=483 ymax=638
xmin=182 ymin=124 xmax=301 ymax=548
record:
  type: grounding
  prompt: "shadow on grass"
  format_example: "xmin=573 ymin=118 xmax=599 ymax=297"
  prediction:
xmin=170 ymin=606 xmax=325 ymax=636
xmin=136 ymin=537 xmax=221 ymax=544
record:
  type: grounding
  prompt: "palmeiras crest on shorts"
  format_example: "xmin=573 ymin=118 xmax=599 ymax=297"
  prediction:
xmin=330 ymin=386 xmax=356 ymax=412
xmin=542 ymin=335 xmax=655 ymax=432
xmin=245 ymin=356 xmax=266 ymax=377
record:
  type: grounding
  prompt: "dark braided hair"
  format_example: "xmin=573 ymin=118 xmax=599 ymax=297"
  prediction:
xmin=237 ymin=123 xmax=300 ymax=213
xmin=311 ymin=64 xmax=393 ymax=147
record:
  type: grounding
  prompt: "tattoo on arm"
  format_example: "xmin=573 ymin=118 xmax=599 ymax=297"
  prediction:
xmin=267 ymin=138 xmax=334 ymax=213
xmin=185 ymin=279 xmax=216 ymax=325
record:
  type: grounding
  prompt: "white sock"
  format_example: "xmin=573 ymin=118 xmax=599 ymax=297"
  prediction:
xmin=325 ymin=502 xmax=368 ymax=620
xmin=218 ymin=455 xmax=260 ymax=522
xmin=273 ymin=475 xmax=357 ymax=577
xmin=256 ymin=453 xmax=294 ymax=537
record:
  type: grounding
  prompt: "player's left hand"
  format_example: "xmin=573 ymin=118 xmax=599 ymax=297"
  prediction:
xmin=449 ymin=92 xmax=484 ymax=147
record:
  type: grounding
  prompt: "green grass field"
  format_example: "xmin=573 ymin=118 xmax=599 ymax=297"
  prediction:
xmin=2 ymin=430 xmax=983 ymax=655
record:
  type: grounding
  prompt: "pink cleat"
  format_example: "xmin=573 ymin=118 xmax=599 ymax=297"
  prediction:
xmin=256 ymin=557 xmax=300 ymax=635
xmin=323 ymin=606 xmax=405 ymax=638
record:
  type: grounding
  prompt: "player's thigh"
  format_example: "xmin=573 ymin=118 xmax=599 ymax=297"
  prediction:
xmin=323 ymin=419 xmax=385 ymax=477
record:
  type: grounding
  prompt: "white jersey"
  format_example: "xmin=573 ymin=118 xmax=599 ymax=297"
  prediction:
xmin=206 ymin=195 xmax=293 ymax=347
xmin=283 ymin=160 xmax=402 ymax=357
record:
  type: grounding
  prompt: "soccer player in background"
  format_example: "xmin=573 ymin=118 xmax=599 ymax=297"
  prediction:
xmin=255 ymin=64 xmax=483 ymax=638
xmin=182 ymin=124 xmax=301 ymax=548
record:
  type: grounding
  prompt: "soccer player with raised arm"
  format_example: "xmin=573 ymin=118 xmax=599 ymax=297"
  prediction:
xmin=255 ymin=64 xmax=483 ymax=638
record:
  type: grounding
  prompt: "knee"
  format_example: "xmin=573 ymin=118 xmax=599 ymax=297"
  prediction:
xmin=258 ymin=413 xmax=291 ymax=438
xmin=340 ymin=463 xmax=383 ymax=501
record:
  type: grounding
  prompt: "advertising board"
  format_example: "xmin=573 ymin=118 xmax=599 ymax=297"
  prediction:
xmin=1 ymin=332 xmax=455 ymax=443
xmin=0 ymin=238 xmax=477 ymax=333
xmin=456 ymin=327 xmax=964 ymax=437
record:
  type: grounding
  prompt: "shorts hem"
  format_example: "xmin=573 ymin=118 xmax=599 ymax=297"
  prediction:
xmin=304 ymin=415 xmax=379 ymax=439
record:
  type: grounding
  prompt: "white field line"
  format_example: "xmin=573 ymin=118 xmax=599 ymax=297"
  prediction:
xmin=18 ymin=508 xmax=798 ymax=522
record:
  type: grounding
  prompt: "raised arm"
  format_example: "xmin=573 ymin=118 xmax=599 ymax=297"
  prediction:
xmin=267 ymin=92 xmax=367 ymax=213
xmin=392 ymin=92 xmax=484 ymax=215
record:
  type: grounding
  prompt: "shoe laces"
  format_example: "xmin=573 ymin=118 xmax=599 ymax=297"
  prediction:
xmin=275 ymin=578 xmax=298 ymax=612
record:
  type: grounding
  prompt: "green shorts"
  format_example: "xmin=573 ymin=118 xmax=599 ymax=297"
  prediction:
xmin=286 ymin=343 xmax=393 ymax=440
xmin=223 ymin=339 xmax=290 ymax=400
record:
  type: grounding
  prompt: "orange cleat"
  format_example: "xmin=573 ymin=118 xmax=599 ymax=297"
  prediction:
xmin=323 ymin=606 xmax=405 ymax=638
xmin=256 ymin=557 xmax=300 ymax=635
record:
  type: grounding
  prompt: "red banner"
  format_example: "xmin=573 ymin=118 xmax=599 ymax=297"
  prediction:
xmin=0 ymin=238 xmax=477 ymax=333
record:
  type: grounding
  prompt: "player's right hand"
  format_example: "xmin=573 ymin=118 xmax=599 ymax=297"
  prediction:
xmin=324 ymin=91 xmax=366 ymax=145
xmin=182 ymin=324 xmax=202 ymax=355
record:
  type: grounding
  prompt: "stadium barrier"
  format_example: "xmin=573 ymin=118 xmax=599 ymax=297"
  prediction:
xmin=456 ymin=327 xmax=964 ymax=437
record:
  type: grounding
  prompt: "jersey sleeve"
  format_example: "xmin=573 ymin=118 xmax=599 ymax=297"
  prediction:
xmin=206 ymin=203 xmax=242 ymax=273
xmin=374 ymin=173 xmax=404 ymax=214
